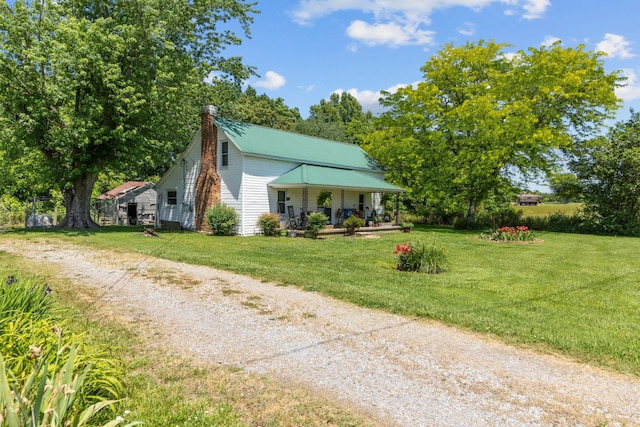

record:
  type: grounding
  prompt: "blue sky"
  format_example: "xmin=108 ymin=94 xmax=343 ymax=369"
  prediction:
xmin=226 ymin=0 xmax=640 ymax=124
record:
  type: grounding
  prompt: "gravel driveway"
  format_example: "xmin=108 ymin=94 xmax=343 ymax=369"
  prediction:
xmin=1 ymin=239 xmax=639 ymax=426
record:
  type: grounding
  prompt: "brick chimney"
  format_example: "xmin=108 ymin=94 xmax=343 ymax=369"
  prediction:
xmin=194 ymin=105 xmax=221 ymax=231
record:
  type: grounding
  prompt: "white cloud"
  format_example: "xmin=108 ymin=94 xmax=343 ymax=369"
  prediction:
xmin=457 ymin=22 xmax=476 ymax=37
xmin=596 ymin=33 xmax=636 ymax=59
xmin=346 ymin=20 xmax=435 ymax=47
xmin=333 ymin=82 xmax=419 ymax=115
xmin=541 ymin=35 xmax=561 ymax=47
xmin=291 ymin=1 xmax=551 ymax=48
xmin=254 ymin=71 xmax=286 ymax=90
xmin=522 ymin=0 xmax=550 ymax=19
xmin=616 ymin=69 xmax=640 ymax=102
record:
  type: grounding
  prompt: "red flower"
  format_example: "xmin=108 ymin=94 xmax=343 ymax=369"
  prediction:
xmin=393 ymin=242 xmax=412 ymax=255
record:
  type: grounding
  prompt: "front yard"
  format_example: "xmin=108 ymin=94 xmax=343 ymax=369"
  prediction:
xmin=4 ymin=225 xmax=640 ymax=376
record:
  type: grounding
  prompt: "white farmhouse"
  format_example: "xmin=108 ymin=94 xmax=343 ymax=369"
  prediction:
xmin=155 ymin=106 xmax=403 ymax=235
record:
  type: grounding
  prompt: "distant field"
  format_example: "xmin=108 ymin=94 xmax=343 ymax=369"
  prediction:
xmin=516 ymin=202 xmax=582 ymax=217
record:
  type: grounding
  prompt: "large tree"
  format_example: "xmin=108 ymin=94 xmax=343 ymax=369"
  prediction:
xmin=366 ymin=40 xmax=622 ymax=223
xmin=295 ymin=92 xmax=372 ymax=144
xmin=572 ymin=111 xmax=640 ymax=235
xmin=0 ymin=0 xmax=257 ymax=228
xmin=223 ymin=86 xmax=301 ymax=130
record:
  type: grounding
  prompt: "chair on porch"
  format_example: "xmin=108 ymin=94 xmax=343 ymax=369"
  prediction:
xmin=287 ymin=205 xmax=301 ymax=229
xmin=287 ymin=205 xmax=308 ymax=230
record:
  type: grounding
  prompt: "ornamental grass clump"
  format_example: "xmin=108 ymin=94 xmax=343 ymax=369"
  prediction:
xmin=393 ymin=240 xmax=448 ymax=274
xmin=1 ymin=276 xmax=128 ymax=426
xmin=488 ymin=225 xmax=535 ymax=242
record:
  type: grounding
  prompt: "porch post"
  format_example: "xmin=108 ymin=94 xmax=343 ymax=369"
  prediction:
xmin=302 ymin=188 xmax=308 ymax=214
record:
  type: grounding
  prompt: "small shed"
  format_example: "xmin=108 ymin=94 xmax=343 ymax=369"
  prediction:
xmin=95 ymin=181 xmax=156 ymax=225
xmin=517 ymin=193 xmax=542 ymax=206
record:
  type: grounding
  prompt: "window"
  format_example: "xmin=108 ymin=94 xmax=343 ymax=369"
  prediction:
xmin=277 ymin=191 xmax=286 ymax=214
xmin=221 ymin=141 xmax=229 ymax=166
xmin=167 ymin=190 xmax=177 ymax=205
xmin=358 ymin=194 xmax=364 ymax=213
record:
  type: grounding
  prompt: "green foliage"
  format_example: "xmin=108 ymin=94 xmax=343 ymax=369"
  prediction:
xmin=305 ymin=212 xmax=328 ymax=239
xmin=393 ymin=240 xmax=448 ymax=274
xmin=549 ymin=173 xmax=583 ymax=203
xmin=342 ymin=215 xmax=364 ymax=235
xmin=221 ymin=86 xmax=302 ymax=130
xmin=0 ymin=347 xmax=138 ymax=427
xmin=572 ymin=111 xmax=640 ymax=235
xmin=294 ymin=92 xmax=372 ymax=144
xmin=0 ymin=196 xmax=25 ymax=226
xmin=0 ymin=276 xmax=127 ymax=425
xmin=367 ymin=40 xmax=622 ymax=225
xmin=547 ymin=212 xmax=586 ymax=233
xmin=316 ymin=191 xmax=332 ymax=208
xmin=206 ymin=203 xmax=239 ymax=236
xmin=0 ymin=0 xmax=257 ymax=227
xmin=257 ymin=213 xmax=281 ymax=236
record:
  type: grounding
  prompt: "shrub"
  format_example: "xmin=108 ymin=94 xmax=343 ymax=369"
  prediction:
xmin=342 ymin=215 xmax=364 ymax=235
xmin=205 ymin=203 xmax=238 ymax=235
xmin=393 ymin=240 xmax=448 ymax=274
xmin=257 ymin=213 xmax=281 ymax=236
xmin=0 ymin=195 xmax=25 ymax=226
xmin=305 ymin=212 xmax=328 ymax=239
xmin=521 ymin=215 xmax=550 ymax=231
xmin=548 ymin=211 xmax=584 ymax=233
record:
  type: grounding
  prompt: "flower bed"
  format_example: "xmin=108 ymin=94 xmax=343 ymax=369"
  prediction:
xmin=484 ymin=226 xmax=538 ymax=243
xmin=393 ymin=240 xmax=447 ymax=274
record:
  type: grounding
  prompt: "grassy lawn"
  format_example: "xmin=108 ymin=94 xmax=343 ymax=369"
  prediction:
xmin=516 ymin=202 xmax=582 ymax=217
xmin=3 ymin=225 xmax=640 ymax=378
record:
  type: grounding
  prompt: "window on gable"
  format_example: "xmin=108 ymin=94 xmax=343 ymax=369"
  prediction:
xmin=167 ymin=190 xmax=177 ymax=205
xmin=221 ymin=141 xmax=229 ymax=166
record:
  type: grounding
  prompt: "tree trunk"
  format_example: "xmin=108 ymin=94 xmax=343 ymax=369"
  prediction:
xmin=58 ymin=172 xmax=99 ymax=228
xmin=465 ymin=198 xmax=477 ymax=224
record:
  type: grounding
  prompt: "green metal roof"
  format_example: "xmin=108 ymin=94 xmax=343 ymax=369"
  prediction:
xmin=269 ymin=165 xmax=403 ymax=193
xmin=215 ymin=118 xmax=385 ymax=172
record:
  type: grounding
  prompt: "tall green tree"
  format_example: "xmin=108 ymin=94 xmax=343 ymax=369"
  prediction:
xmin=223 ymin=86 xmax=301 ymax=130
xmin=366 ymin=40 xmax=622 ymax=223
xmin=0 ymin=0 xmax=257 ymax=228
xmin=295 ymin=92 xmax=372 ymax=144
xmin=572 ymin=111 xmax=640 ymax=235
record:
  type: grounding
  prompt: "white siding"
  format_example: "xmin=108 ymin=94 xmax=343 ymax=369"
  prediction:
xmin=156 ymin=129 xmax=202 ymax=229
xmin=219 ymin=137 xmax=244 ymax=233
xmin=239 ymin=156 xmax=298 ymax=236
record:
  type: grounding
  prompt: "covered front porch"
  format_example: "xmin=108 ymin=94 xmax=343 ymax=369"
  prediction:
xmin=268 ymin=164 xmax=404 ymax=230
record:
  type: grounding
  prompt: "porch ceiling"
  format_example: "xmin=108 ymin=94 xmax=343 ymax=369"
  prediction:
xmin=268 ymin=164 xmax=403 ymax=193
